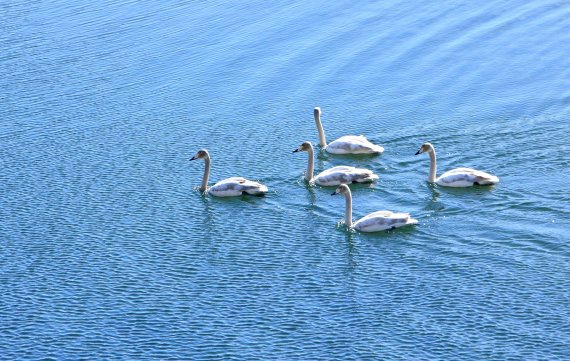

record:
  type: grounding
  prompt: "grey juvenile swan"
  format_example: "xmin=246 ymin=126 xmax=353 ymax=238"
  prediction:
xmin=415 ymin=143 xmax=499 ymax=187
xmin=332 ymin=184 xmax=418 ymax=232
xmin=313 ymin=107 xmax=384 ymax=154
xmin=293 ymin=142 xmax=379 ymax=186
xmin=190 ymin=149 xmax=268 ymax=196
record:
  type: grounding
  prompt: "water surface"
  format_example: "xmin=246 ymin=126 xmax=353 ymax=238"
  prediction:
xmin=1 ymin=0 xmax=569 ymax=359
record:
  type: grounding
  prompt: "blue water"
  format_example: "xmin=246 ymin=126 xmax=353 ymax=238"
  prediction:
xmin=1 ymin=0 xmax=570 ymax=359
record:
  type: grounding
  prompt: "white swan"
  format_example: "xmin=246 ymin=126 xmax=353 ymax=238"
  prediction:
xmin=313 ymin=107 xmax=384 ymax=154
xmin=293 ymin=142 xmax=379 ymax=186
xmin=190 ymin=149 xmax=268 ymax=197
xmin=415 ymin=143 xmax=499 ymax=187
xmin=332 ymin=184 xmax=418 ymax=232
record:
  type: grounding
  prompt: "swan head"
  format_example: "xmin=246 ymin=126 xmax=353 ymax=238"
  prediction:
xmin=313 ymin=107 xmax=321 ymax=119
xmin=331 ymin=184 xmax=351 ymax=196
xmin=190 ymin=149 xmax=209 ymax=161
xmin=415 ymin=142 xmax=434 ymax=155
xmin=293 ymin=141 xmax=313 ymax=153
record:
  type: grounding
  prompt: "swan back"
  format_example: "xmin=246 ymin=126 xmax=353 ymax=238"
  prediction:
xmin=209 ymin=177 xmax=268 ymax=197
xmin=353 ymin=211 xmax=418 ymax=232
xmin=327 ymin=135 xmax=384 ymax=154
xmin=437 ymin=168 xmax=499 ymax=187
xmin=314 ymin=165 xmax=378 ymax=186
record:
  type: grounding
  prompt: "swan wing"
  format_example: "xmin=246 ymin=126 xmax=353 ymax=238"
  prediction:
xmin=314 ymin=166 xmax=379 ymax=186
xmin=437 ymin=168 xmax=499 ymax=187
xmin=326 ymin=135 xmax=384 ymax=154
xmin=209 ymin=177 xmax=268 ymax=197
xmin=354 ymin=211 xmax=418 ymax=232
xmin=323 ymin=165 xmax=355 ymax=171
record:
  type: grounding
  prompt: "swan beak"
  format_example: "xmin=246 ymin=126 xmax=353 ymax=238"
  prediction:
xmin=331 ymin=191 xmax=337 ymax=196
xmin=190 ymin=156 xmax=197 ymax=161
xmin=414 ymin=150 xmax=421 ymax=155
xmin=292 ymin=149 xmax=299 ymax=153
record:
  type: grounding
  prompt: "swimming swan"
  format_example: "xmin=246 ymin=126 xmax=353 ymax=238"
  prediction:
xmin=415 ymin=142 xmax=499 ymax=187
xmin=332 ymin=184 xmax=418 ymax=232
xmin=313 ymin=107 xmax=384 ymax=154
xmin=293 ymin=142 xmax=379 ymax=186
xmin=190 ymin=149 xmax=268 ymax=196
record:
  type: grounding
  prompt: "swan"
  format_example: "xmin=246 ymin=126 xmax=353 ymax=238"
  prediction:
xmin=190 ymin=149 xmax=268 ymax=197
xmin=415 ymin=142 xmax=499 ymax=187
xmin=332 ymin=184 xmax=418 ymax=232
xmin=313 ymin=107 xmax=384 ymax=154
xmin=293 ymin=141 xmax=379 ymax=186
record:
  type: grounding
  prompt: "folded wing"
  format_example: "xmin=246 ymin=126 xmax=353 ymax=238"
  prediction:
xmin=326 ymin=135 xmax=384 ymax=154
xmin=314 ymin=166 xmax=379 ymax=186
xmin=209 ymin=177 xmax=268 ymax=196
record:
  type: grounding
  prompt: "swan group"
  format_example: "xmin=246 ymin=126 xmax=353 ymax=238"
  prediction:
xmin=190 ymin=107 xmax=499 ymax=232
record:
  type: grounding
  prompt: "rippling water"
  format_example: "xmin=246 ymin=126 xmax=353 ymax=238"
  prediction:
xmin=2 ymin=0 xmax=569 ymax=359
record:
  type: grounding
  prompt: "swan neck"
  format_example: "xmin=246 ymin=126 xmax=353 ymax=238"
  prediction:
xmin=306 ymin=145 xmax=314 ymax=182
xmin=314 ymin=112 xmax=327 ymax=147
xmin=201 ymin=155 xmax=210 ymax=192
xmin=344 ymin=189 xmax=353 ymax=228
xmin=428 ymin=149 xmax=437 ymax=183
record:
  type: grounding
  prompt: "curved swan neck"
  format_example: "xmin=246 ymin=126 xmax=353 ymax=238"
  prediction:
xmin=201 ymin=155 xmax=211 ymax=192
xmin=314 ymin=109 xmax=327 ymax=147
xmin=343 ymin=188 xmax=353 ymax=228
xmin=428 ymin=149 xmax=437 ymax=183
xmin=306 ymin=144 xmax=315 ymax=182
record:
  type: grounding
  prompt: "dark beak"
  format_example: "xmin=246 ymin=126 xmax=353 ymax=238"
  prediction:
xmin=292 ymin=149 xmax=299 ymax=153
xmin=414 ymin=150 xmax=421 ymax=155
xmin=190 ymin=156 xmax=197 ymax=161
xmin=331 ymin=191 xmax=337 ymax=196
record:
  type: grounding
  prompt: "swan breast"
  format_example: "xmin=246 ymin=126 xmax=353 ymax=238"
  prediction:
xmin=314 ymin=166 xmax=379 ymax=186
xmin=326 ymin=135 xmax=384 ymax=154
xmin=436 ymin=168 xmax=499 ymax=187
xmin=353 ymin=211 xmax=418 ymax=232
xmin=208 ymin=177 xmax=268 ymax=197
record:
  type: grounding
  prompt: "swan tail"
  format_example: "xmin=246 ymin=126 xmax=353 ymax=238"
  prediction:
xmin=243 ymin=183 xmax=269 ymax=195
xmin=475 ymin=174 xmax=499 ymax=185
xmin=355 ymin=173 xmax=379 ymax=183
xmin=407 ymin=217 xmax=419 ymax=225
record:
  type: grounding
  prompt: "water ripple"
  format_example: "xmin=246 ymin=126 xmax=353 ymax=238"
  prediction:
xmin=2 ymin=0 xmax=570 ymax=359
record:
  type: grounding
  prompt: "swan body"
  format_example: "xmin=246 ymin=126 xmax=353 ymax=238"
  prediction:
xmin=190 ymin=149 xmax=268 ymax=197
xmin=314 ymin=107 xmax=384 ymax=154
xmin=332 ymin=184 xmax=418 ymax=232
xmin=436 ymin=168 xmax=499 ymax=187
xmin=415 ymin=143 xmax=499 ymax=187
xmin=208 ymin=177 xmax=268 ymax=197
xmin=313 ymin=165 xmax=379 ymax=186
xmin=293 ymin=142 xmax=379 ymax=186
